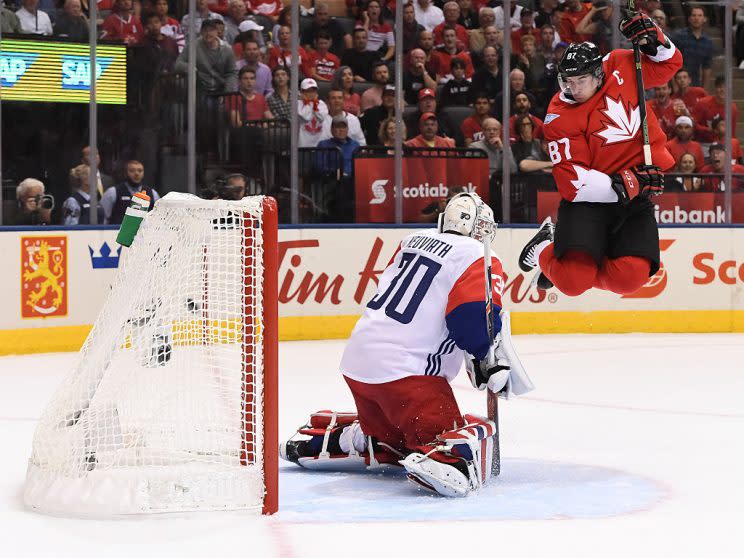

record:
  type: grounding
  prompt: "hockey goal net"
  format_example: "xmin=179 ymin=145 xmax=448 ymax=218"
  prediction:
xmin=24 ymin=193 xmax=278 ymax=516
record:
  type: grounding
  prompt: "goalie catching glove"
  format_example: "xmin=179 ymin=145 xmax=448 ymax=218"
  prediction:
xmin=466 ymin=341 xmax=510 ymax=394
xmin=619 ymin=11 xmax=670 ymax=56
xmin=611 ymin=165 xmax=664 ymax=203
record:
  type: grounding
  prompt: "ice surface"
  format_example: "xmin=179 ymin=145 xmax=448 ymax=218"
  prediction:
xmin=2 ymin=334 xmax=744 ymax=558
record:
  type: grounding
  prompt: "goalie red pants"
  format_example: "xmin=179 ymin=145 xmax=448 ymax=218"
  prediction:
xmin=343 ymin=374 xmax=465 ymax=454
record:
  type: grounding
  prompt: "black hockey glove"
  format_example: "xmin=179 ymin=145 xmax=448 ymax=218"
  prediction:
xmin=619 ymin=12 xmax=670 ymax=56
xmin=611 ymin=165 xmax=665 ymax=203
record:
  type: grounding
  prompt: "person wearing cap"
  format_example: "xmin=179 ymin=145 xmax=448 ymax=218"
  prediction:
xmin=317 ymin=113 xmax=362 ymax=178
xmin=405 ymin=112 xmax=456 ymax=148
xmin=361 ymin=84 xmax=397 ymax=145
xmin=430 ymin=26 xmax=475 ymax=84
xmin=236 ymin=18 xmax=268 ymax=51
xmin=341 ymin=27 xmax=383 ymax=83
xmin=360 ymin=61 xmax=391 ymax=112
xmin=321 ymin=88 xmax=366 ymax=146
xmin=175 ymin=19 xmax=237 ymax=95
xmin=301 ymin=2 xmax=352 ymax=58
xmin=439 ymin=58 xmax=472 ymax=108
xmin=298 ymin=78 xmax=330 ymax=148
xmin=181 ymin=0 xmax=223 ymax=41
xmin=302 ymin=30 xmax=342 ymax=82
xmin=699 ymin=144 xmax=744 ymax=192
xmin=650 ymin=81 xmax=688 ymax=139
xmin=405 ymin=87 xmax=453 ymax=141
xmin=433 ymin=2 xmax=469 ymax=47
xmin=692 ymin=76 xmax=739 ymax=143
xmin=403 ymin=48 xmax=437 ymax=105
xmin=236 ymin=38 xmax=272 ymax=96
xmin=710 ymin=116 xmax=744 ymax=163
xmin=665 ymin=116 xmax=705 ymax=171
xmin=510 ymin=8 xmax=540 ymax=55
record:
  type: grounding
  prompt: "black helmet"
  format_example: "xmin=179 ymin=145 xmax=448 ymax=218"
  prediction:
xmin=557 ymin=42 xmax=604 ymax=99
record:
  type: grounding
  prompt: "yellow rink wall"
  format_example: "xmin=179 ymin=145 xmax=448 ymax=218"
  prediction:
xmin=1 ymin=225 xmax=743 ymax=355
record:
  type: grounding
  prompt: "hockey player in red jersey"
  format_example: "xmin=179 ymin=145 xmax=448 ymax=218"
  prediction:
xmin=280 ymin=193 xmax=533 ymax=497
xmin=519 ymin=12 xmax=682 ymax=296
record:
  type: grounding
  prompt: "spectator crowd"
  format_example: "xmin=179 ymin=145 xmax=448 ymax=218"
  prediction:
xmin=4 ymin=0 xmax=744 ymax=225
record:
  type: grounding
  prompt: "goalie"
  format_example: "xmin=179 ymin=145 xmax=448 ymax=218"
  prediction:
xmin=280 ymin=193 xmax=533 ymax=497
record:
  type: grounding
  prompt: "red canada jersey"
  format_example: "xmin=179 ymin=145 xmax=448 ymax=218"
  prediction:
xmin=543 ymin=45 xmax=682 ymax=203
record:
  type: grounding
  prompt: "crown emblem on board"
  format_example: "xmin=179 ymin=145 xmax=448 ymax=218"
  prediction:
xmin=89 ymin=242 xmax=122 ymax=269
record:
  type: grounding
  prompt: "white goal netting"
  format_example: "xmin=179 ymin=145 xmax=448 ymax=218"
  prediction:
xmin=24 ymin=193 xmax=276 ymax=516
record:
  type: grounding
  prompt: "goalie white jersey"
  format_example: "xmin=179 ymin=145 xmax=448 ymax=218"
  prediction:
xmin=340 ymin=229 xmax=505 ymax=385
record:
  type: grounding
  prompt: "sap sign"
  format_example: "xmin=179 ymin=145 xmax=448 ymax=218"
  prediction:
xmin=61 ymin=56 xmax=113 ymax=90
xmin=0 ymin=53 xmax=39 ymax=87
xmin=0 ymin=39 xmax=126 ymax=104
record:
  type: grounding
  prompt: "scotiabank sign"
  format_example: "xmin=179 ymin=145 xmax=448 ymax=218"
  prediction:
xmin=354 ymin=155 xmax=490 ymax=222
xmin=537 ymin=192 xmax=744 ymax=224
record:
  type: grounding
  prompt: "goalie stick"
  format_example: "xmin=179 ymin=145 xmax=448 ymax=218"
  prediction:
xmin=482 ymin=226 xmax=500 ymax=477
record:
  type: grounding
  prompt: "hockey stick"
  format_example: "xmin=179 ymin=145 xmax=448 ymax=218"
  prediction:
xmin=627 ymin=0 xmax=653 ymax=166
xmin=482 ymin=226 xmax=500 ymax=478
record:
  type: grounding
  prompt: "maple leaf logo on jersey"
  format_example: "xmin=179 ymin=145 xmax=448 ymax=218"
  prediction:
xmin=594 ymin=95 xmax=640 ymax=145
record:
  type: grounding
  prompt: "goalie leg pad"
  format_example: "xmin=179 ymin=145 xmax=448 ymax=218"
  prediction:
xmin=280 ymin=411 xmax=403 ymax=472
xmin=401 ymin=415 xmax=497 ymax=497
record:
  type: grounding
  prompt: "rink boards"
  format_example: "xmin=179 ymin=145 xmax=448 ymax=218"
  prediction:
xmin=1 ymin=225 xmax=743 ymax=354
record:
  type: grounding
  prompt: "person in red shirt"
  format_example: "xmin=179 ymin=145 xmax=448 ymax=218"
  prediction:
xmin=699 ymin=144 xmax=744 ymax=191
xmin=302 ymin=30 xmax=341 ymax=82
xmin=461 ymin=93 xmax=492 ymax=146
xmin=433 ymin=1 xmax=469 ymax=48
xmin=665 ymin=116 xmax=705 ymax=170
xmin=558 ymin=0 xmax=592 ymax=45
xmin=671 ymin=67 xmax=707 ymax=111
xmin=228 ymin=66 xmax=273 ymax=127
xmin=267 ymin=25 xmax=307 ymax=71
xmin=100 ymin=0 xmax=143 ymax=44
xmin=520 ymin=14 xmax=682 ymax=297
xmin=508 ymin=92 xmax=543 ymax=143
xmin=650 ymin=81 xmax=690 ymax=139
xmin=430 ymin=27 xmax=474 ymax=83
xmin=692 ymin=76 xmax=739 ymax=143
xmin=405 ymin=112 xmax=456 ymax=148
xmin=711 ymin=116 xmax=744 ymax=163
xmin=510 ymin=8 xmax=540 ymax=55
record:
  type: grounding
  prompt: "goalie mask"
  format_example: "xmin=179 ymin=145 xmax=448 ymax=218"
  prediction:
xmin=438 ymin=192 xmax=496 ymax=241
xmin=557 ymin=42 xmax=604 ymax=103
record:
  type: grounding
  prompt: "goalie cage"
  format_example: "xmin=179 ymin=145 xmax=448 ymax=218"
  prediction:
xmin=23 ymin=193 xmax=278 ymax=516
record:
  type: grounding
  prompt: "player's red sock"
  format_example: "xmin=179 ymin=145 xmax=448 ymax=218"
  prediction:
xmin=594 ymin=256 xmax=651 ymax=294
xmin=539 ymin=246 xmax=598 ymax=297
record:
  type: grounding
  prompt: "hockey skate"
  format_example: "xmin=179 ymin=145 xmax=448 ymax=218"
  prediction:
xmin=519 ymin=217 xmax=554 ymax=272
xmin=519 ymin=217 xmax=555 ymax=291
